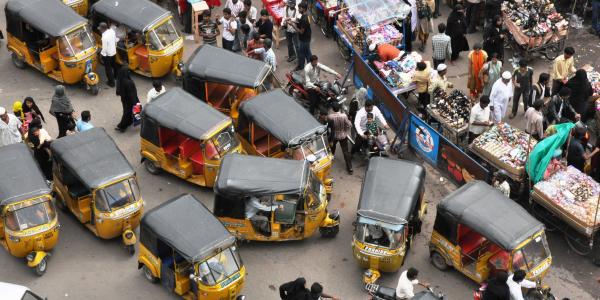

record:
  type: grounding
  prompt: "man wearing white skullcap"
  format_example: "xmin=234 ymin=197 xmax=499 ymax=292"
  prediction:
xmin=489 ymin=71 xmax=514 ymax=123
xmin=0 ymin=106 xmax=23 ymax=147
xmin=428 ymin=63 xmax=454 ymax=94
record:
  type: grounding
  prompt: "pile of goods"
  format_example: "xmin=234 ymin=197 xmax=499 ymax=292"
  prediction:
xmin=429 ymin=89 xmax=470 ymax=129
xmin=320 ymin=0 xmax=338 ymax=9
xmin=336 ymin=12 xmax=403 ymax=50
xmin=373 ymin=52 xmax=422 ymax=89
xmin=501 ymin=0 xmax=568 ymax=47
xmin=534 ymin=166 xmax=600 ymax=229
xmin=265 ymin=0 xmax=285 ymax=25
xmin=471 ymin=123 xmax=537 ymax=174
xmin=582 ymin=65 xmax=600 ymax=95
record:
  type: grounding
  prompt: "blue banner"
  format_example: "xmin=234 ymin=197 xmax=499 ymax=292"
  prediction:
xmin=409 ymin=114 xmax=439 ymax=165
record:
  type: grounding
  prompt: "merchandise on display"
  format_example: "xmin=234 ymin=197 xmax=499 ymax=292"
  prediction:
xmin=373 ymin=52 xmax=422 ymax=89
xmin=472 ymin=123 xmax=537 ymax=173
xmin=534 ymin=166 xmax=600 ymax=229
xmin=584 ymin=67 xmax=600 ymax=96
xmin=501 ymin=0 xmax=568 ymax=47
xmin=268 ymin=1 xmax=285 ymax=25
xmin=336 ymin=12 xmax=403 ymax=50
xmin=429 ymin=89 xmax=470 ymax=129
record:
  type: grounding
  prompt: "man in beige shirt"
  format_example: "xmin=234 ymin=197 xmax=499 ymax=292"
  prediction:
xmin=524 ymin=99 xmax=545 ymax=140
xmin=550 ymin=46 xmax=576 ymax=96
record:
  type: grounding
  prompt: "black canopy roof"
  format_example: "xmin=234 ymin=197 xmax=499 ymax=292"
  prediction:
xmin=184 ymin=45 xmax=271 ymax=88
xmin=6 ymin=0 xmax=87 ymax=36
xmin=141 ymin=194 xmax=235 ymax=262
xmin=437 ymin=181 xmax=544 ymax=250
xmin=215 ymin=153 xmax=309 ymax=197
xmin=50 ymin=128 xmax=134 ymax=189
xmin=358 ymin=158 xmax=425 ymax=225
xmin=91 ymin=0 xmax=171 ymax=32
xmin=143 ymin=87 xmax=231 ymax=140
xmin=239 ymin=89 xmax=327 ymax=147
xmin=0 ymin=143 xmax=51 ymax=207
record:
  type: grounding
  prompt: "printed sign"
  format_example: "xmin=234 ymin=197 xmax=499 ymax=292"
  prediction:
xmin=409 ymin=115 xmax=439 ymax=164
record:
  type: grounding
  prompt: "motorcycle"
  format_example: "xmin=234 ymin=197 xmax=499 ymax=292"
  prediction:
xmin=285 ymin=71 xmax=347 ymax=112
xmin=365 ymin=283 xmax=446 ymax=300
xmin=474 ymin=280 xmax=556 ymax=300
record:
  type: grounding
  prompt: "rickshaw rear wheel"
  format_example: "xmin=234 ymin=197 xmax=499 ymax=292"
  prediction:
xmin=35 ymin=257 xmax=47 ymax=276
xmin=90 ymin=85 xmax=99 ymax=96
xmin=319 ymin=226 xmax=339 ymax=238
xmin=143 ymin=265 xmax=158 ymax=283
xmin=53 ymin=192 xmax=67 ymax=211
xmin=430 ymin=251 xmax=449 ymax=270
xmin=144 ymin=160 xmax=162 ymax=175
xmin=126 ymin=245 xmax=135 ymax=256
xmin=564 ymin=232 xmax=592 ymax=256
xmin=11 ymin=52 xmax=25 ymax=69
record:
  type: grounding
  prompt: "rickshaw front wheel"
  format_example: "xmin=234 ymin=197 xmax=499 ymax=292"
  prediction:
xmin=11 ymin=52 xmax=25 ymax=69
xmin=430 ymin=251 xmax=449 ymax=270
xmin=144 ymin=160 xmax=162 ymax=175
xmin=35 ymin=257 xmax=47 ymax=276
xmin=319 ymin=225 xmax=339 ymax=238
xmin=90 ymin=85 xmax=99 ymax=96
xmin=143 ymin=265 xmax=158 ymax=283
xmin=126 ymin=245 xmax=135 ymax=256
xmin=53 ymin=192 xmax=67 ymax=211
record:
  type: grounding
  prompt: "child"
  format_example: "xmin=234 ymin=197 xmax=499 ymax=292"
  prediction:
xmin=493 ymin=171 xmax=511 ymax=198
xmin=200 ymin=11 xmax=219 ymax=46
xmin=365 ymin=113 xmax=389 ymax=151
xmin=76 ymin=110 xmax=94 ymax=132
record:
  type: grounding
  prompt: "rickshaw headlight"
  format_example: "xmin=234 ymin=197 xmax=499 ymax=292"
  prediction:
xmin=125 ymin=232 xmax=134 ymax=239
xmin=26 ymin=252 xmax=35 ymax=261
xmin=9 ymin=235 xmax=20 ymax=243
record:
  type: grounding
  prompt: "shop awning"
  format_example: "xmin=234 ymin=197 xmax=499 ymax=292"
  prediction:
xmin=342 ymin=0 xmax=411 ymax=28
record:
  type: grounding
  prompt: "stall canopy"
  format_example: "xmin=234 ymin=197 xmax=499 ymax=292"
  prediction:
xmin=143 ymin=87 xmax=231 ymax=140
xmin=239 ymin=89 xmax=327 ymax=147
xmin=438 ymin=181 xmax=544 ymax=250
xmin=6 ymin=0 xmax=87 ymax=36
xmin=141 ymin=194 xmax=236 ymax=262
xmin=50 ymin=127 xmax=135 ymax=189
xmin=91 ymin=0 xmax=171 ymax=32
xmin=0 ymin=143 xmax=51 ymax=207
xmin=343 ymin=0 xmax=410 ymax=28
xmin=357 ymin=158 xmax=425 ymax=225
xmin=215 ymin=153 xmax=309 ymax=197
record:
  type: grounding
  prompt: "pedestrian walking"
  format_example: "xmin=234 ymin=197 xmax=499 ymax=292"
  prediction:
xmin=565 ymin=69 xmax=593 ymax=116
xmin=293 ymin=2 xmax=312 ymax=70
xmin=147 ymin=80 xmax=166 ymax=103
xmin=465 ymin=0 xmax=482 ymax=33
xmin=327 ymin=103 xmax=353 ymax=174
xmin=416 ymin=0 xmax=435 ymax=52
xmin=0 ymin=106 xmax=23 ymax=147
xmin=115 ymin=67 xmax=139 ymax=132
xmin=26 ymin=119 xmax=52 ymax=180
xmin=510 ymin=59 xmax=533 ymax=118
xmin=279 ymin=277 xmax=309 ymax=300
xmin=550 ymin=47 xmax=576 ymax=95
xmin=467 ymin=43 xmax=487 ymax=99
xmin=219 ymin=8 xmax=238 ymax=51
xmin=49 ymin=85 xmax=75 ymax=138
xmin=483 ymin=16 xmax=505 ymax=62
xmin=446 ymin=4 xmax=469 ymax=61
xmin=98 ymin=22 xmax=118 ymax=87
xmin=489 ymin=71 xmax=513 ymax=123
xmin=431 ymin=23 xmax=451 ymax=68
xmin=413 ymin=61 xmax=432 ymax=116
xmin=481 ymin=53 xmax=502 ymax=96
xmin=22 ymin=97 xmax=45 ymax=123
xmin=282 ymin=0 xmax=299 ymax=62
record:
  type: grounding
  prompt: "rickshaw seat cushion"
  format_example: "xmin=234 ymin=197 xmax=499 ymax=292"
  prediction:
xmin=255 ymin=137 xmax=282 ymax=155
xmin=460 ymin=233 xmax=487 ymax=255
xmin=190 ymin=152 xmax=204 ymax=174
xmin=135 ymin=45 xmax=148 ymax=58
xmin=179 ymin=138 xmax=201 ymax=160
xmin=207 ymin=85 xmax=235 ymax=109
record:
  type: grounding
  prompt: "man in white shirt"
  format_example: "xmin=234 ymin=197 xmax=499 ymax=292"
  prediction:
xmin=147 ymin=80 xmax=166 ymax=103
xmin=396 ymin=267 xmax=428 ymax=299
xmin=352 ymin=100 xmax=390 ymax=154
xmin=98 ymin=22 xmax=118 ymax=87
xmin=0 ymin=107 xmax=23 ymax=147
xmin=282 ymin=0 xmax=299 ymax=62
xmin=225 ymin=0 xmax=244 ymax=17
xmin=245 ymin=196 xmax=283 ymax=234
xmin=219 ymin=8 xmax=238 ymax=51
xmin=507 ymin=270 xmax=536 ymax=300
xmin=304 ymin=55 xmax=341 ymax=114
xmin=489 ymin=71 xmax=514 ymax=123
xmin=243 ymin=0 xmax=258 ymax=23
xmin=469 ymin=95 xmax=492 ymax=143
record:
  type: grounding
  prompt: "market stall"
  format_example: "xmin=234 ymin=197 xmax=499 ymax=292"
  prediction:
xmin=333 ymin=0 xmax=409 ymax=60
xmin=502 ymin=0 xmax=569 ymax=60
xmin=310 ymin=0 xmax=339 ymax=37
xmin=532 ymin=166 xmax=600 ymax=257
xmin=426 ymin=89 xmax=470 ymax=145
xmin=262 ymin=0 xmax=286 ymax=48
xmin=371 ymin=51 xmax=421 ymax=95
xmin=469 ymin=123 xmax=537 ymax=182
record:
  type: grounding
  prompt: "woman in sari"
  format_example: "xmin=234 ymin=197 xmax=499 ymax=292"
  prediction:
xmin=467 ymin=43 xmax=487 ymax=99
xmin=481 ymin=52 xmax=502 ymax=97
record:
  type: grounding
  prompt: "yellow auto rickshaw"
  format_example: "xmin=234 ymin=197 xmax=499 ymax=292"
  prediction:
xmin=90 ymin=0 xmax=184 ymax=78
xmin=353 ymin=158 xmax=426 ymax=284
xmin=50 ymin=128 xmax=143 ymax=255
xmin=182 ymin=44 xmax=281 ymax=120
xmin=141 ymin=87 xmax=243 ymax=188
xmin=0 ymin=143 xmax=59 ymax=276
xmin=238 ymin=89 xmax=334 ymax=193
xmin=138 ymin=194 xmax=246 ymax=299
xmin=63 ymin=0 xmax=90 ymax=16
xmin=213 ymin=153 xmax=340 ymax=241
xmin=5 ymin=0 xmax=99 ymax=94
xmin=430 ymin=181 xmax=552 ymax=283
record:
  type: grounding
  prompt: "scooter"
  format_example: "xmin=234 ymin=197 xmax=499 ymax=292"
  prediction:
xmin=365 ymin=283 xmax=446 ymax=300
xmin=285 ymin=71 xmax=347 ymax=111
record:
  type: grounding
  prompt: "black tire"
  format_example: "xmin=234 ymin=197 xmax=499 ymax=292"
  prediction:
xmin=90 ymin=85 xmax=99 ymax=96
xmin=11 ymin=52 xmax=25 ymax=69
xmin=144 ymin=159 xmax=161 ymax=175
xmin=143 ymin=265 xmax=158 ymax=283
xmin=319 ymin=225 xmax=339 ymax=238
xmin=310 ymin=3 xmax=320 ymax=25
xmin=35 ymin=257 xmax=48 ymax=276
xmin=126 ymin=244 xmax=135 ymax=256
xmin=336 ymin=36 xmax=351 ymax=61
xmin=544 ymin=43 xmax=562 ymax=60
xmin=54 ymin=192 xmax=67 ymax=211
xmin=430 ymin=251 xmax=449 ymax=270
xmin=564 ymin=232 xmax=592 ymax=256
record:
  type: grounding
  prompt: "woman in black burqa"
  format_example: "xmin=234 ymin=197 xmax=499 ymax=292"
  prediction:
xmin=279 ymin=277 xmax=309 ymax=300
xmin=115 ymin=66 xmax=139 ymax=132
xmin=49 ymin=85 xmax=74 ymax=138
xmin=446 ymin=4 xmax=470 ymax=61
xmin=565 ymin=69 xmax=594 ymax=117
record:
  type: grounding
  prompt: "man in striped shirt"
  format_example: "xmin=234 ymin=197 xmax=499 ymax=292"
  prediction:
xmin=327 ymin=103 xmax=353 ymax=174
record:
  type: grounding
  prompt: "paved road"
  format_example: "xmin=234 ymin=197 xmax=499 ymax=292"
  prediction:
xmin=0 ymin=1 xmax=598 ymax=299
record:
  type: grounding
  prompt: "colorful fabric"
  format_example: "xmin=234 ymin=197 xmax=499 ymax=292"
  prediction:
xmin=526 ymin=122 xmax=575 ymax=183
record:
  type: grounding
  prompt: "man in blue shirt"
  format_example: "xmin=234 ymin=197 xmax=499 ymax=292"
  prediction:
xmin=76 ymin=110 xmax=94 ymax=132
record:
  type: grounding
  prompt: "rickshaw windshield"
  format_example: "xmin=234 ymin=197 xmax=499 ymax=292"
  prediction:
xmin=355 ymin=221 xmax=404 ymax=249
xmin=198 ymin=247 xmax=242 ymax=286
xmin=512 ymin=234 xmax=550 ymax=272
xmin=5 ymin=200 xmax=56 ymax=231
xmin=301 ymin=135 xmax=329 ymax=162
xmin=211 ymin=125 xmax=239 ymax=156
xmin=148 ymin=18 xmax=180 ymax=51
xmin=306 ymin=173 xmax=324 ymax=210
xmin=59 ymin=25 xmax=94 ymax=58
xmin=95 ymin=178 xmax=140 ymax=212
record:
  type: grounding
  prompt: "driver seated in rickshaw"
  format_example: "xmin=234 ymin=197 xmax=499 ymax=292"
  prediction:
xmin=365 ymin=224 xmax=393 ymax=247
xmin=244 ymin=196 xmax=283 ymax=234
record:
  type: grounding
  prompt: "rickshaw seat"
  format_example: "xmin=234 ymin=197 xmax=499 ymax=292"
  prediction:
xmin=179 ymin=138 xmax=201 ymax=160
xmin=190 ymin=152 xmax=204 ymax=174
xmin=255 ymin=137 xmax=282 ymax=156
xmin=134 ymin=45 xmax=149 ymax=72
xmin=460 ymin=232 xmax=487 ymax=255
xmin=68 ymin=182 xmax=89 ymax=199
xmin=207 ymin=84 xmax=235 ymax=109
xmin=163 ymin=135 xmax=186 ymax=156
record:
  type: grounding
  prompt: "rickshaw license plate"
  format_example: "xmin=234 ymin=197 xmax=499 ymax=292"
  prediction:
xmin=531 ymin=260 xmax=550 ymax=277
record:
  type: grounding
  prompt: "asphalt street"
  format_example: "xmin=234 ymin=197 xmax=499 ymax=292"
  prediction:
xmin=0 ymin=1 xmax=598 ymax=299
